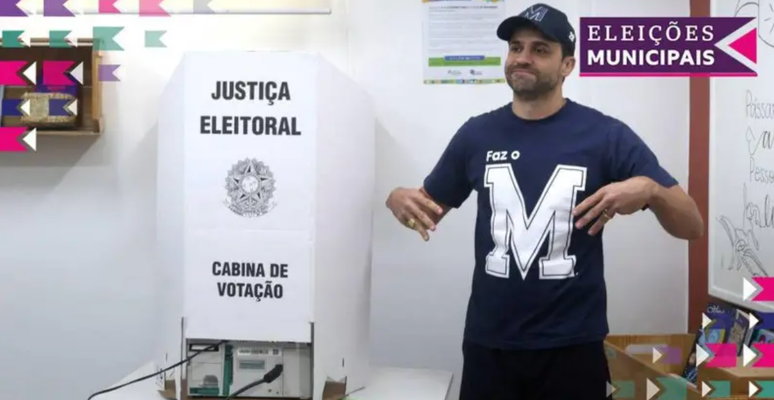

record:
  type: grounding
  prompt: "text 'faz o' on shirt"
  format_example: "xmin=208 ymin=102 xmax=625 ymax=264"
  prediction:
xmin=422 ymin=99 xmax=678 ymax=350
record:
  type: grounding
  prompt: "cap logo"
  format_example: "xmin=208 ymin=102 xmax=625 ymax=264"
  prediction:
xmin=568 ymin=31 xmax=575 ymax=42
xmin=522 ymin=6 xmax=548 ymax=22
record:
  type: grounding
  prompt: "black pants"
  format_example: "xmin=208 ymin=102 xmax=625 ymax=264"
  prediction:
xmin=459 ymin=339 xmax=613 ymax=400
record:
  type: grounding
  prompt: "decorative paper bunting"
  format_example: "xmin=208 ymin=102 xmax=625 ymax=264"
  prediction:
xmin=58 ymin=0 xmax=330 ymax=15
xmin=98 ymin=64 xmax=121 ymax=82
xmin=43 ymin=60 xmax=76 ymax=86
xmin=1 ymin=99 xmax=23 ymax=116
xmin=753 ymin=311 xmax=774 ymax=329
xmin=70 ymin=62 xmax=84 ymax=84
xmin=704 ymin=343 xmax=737 ymax=368
xmin=93 ymin=26 xmax=123 ymax=51
xmin=2 ymin=31 xmax=27 ymax=48
xmin=651 ymin=346 xmax=683 ymax=365
xmin=745 ymin=277 xmax=774 ymax=302
xmin=145 ymin=30 xmax=166 ymax=48
xmin=0 ymin=61 xmax=33 ymax=85
xmin=203 ymin=0 xmax=331 ymax=14
xmin=48 ymin=30 xmax=71 ymax=48
xmin=192 ymin=0 xmax=213 ymax=13
xmin=0 ymin=127 xmax=34 ymax=152
xmin=2 ymin=98 xmax=73 ymax=117
xmin=0 ymin=1 xmax=29 ymax=16
xmin=140 ymin=0 xmax=167 ymax=16
xmin=44 ymin=0 xmax=74 ymax=16
xmin=751 ymin=343 xmax=774 ymax=368
xmin=750 ymin=381 xmax=774 ymax=398
xmin=608 ymin=380 xmax=634 ymax=398
xmin=700 ymin=380 xmax=731 ymax=398
xmin=99 ymin=0 xmax=119 ymax=13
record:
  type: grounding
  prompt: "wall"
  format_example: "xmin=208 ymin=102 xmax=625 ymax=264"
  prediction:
xmin=580 ymin=0 xmax=691 ymax=334
xmin=0 ymin=6 xmax=351 ymax=400
xmin=0 ymin=1 xmax=689 ymax=400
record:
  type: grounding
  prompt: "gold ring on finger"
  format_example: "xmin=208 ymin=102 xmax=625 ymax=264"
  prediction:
xmin=407 ymin=218 xmax=416 ymax=228
xmin=602 ymin=210 xmax=612 ymax=220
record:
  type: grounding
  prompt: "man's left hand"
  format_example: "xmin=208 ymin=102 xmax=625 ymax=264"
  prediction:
xmin=572 ymin=176 xmax=657 ymax=236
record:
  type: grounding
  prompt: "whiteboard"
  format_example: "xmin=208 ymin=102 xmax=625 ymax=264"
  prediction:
xmin=708 ymin=0 xmax=774 ymax=312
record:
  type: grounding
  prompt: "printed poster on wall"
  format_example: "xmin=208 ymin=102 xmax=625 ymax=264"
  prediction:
xmin=421 ymin=0 xmax=507 ymax=84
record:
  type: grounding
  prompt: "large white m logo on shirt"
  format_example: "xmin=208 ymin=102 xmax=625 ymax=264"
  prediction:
xmin=484 ymin=164 xmax=587 ymax=280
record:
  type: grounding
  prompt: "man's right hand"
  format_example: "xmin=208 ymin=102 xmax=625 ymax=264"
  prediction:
xmin=386 ymin=187 xmax=445 ymax=241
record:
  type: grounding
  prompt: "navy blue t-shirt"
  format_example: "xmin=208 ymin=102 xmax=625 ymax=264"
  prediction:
xmin=423 ymin=99 xmax=678 ymax=350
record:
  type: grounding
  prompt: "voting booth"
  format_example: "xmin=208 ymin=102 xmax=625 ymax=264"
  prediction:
xmin=155 ymin=51 xmax=375 ymax=400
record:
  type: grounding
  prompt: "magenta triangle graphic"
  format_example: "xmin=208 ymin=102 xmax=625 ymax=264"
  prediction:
xmin=729 ymin=28 xmax=757 ymax=64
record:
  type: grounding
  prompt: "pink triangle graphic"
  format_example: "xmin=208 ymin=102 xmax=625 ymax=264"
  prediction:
xmin=729 ymin=28 xmax=757 ymax=63
xmin=98 ymin=0 xmax=120 ymax=13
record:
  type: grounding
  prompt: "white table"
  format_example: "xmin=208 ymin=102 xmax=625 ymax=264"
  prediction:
xmin=94 ymin=362 xmax=453 ymax=400
xmin=344 ymin=367 xmax=453 ymax=400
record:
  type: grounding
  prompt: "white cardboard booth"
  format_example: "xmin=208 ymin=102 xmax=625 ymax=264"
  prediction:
xmin=155 ymin=50 xmax=376 ymax=400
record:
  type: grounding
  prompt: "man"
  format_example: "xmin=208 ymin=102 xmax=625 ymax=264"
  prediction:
xmin=385 ymin=3 xmax=704 ymax=400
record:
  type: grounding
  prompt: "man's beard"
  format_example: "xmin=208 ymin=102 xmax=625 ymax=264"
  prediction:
xmin=506 ymin=70 xmax=560 ymax=101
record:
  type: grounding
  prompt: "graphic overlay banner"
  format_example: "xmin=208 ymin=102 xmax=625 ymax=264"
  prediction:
xmin=193 ymin=0 xmax=213 ymax=13
xmin=579 ymin=17 xmax=757 ymax=77
xmin=705 ymin=343 xmax=738 ymax=368
xmin=0 ymin=61 xmax=34 ymax=85
xmin=607 ymin=381 xmax=634 ymax=398
xmin=652 ymin=346 xmax=683 ymax=365
xmin=42 ymin=61 xmax=76 ymax=86
xmin=735 ymin=311 xmax=774 ymax=335
xmin=145 ymin=30 xmax=166 ymax=48
xmin=44 ymin=0 xmax=75 ymax=16
xmin=753 ymin=312 xmax=774 ymax=329
xmin=753 ymin=276 xmax=774 ymax=301
xmin=0 ymin=2 xmax=29 ymax=16
xmin=657 ymin=376 xmax=689 ymax=399
xmin=139 ymin=0 xmax=168 ymax=16
xmin=0 ymin=99 xmax=21 ymax=116
xmin=0 ymin=127 xmax=35 ymax=152
xmin=2 ymin=98 xmax=75 ymax=117
xmin=746 ymin=277 xmax=774 ymax=301
xmin=2 ymin=31 xmax=27 ymax=48
xmin=65 ymin=0 xmax=330 ymax=14
xmin=752 ymin=343 xmax=774 ymax=368
xmin=750 ymin=381 xmax=774 ymax=397
xmin=701 ymin=380 xmax=731 ymax=398
xmin=98 ymin=64 xmax=121 ymax=82
xmin=98 ymin=0 xmax=121 ymax=13
xmin=644 ymin=377 xmax=688 ymax=400
xmin=48 ymin=30 xmax=73 ymax=47
xmin=93 ymin=27 xmax=123 ymax=51
xmin=744 ymin=344 xmax=758 ymax=367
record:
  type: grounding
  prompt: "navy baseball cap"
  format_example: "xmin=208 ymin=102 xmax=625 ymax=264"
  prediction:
xmin=496 ymin=3 xmax=576 ymax=55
